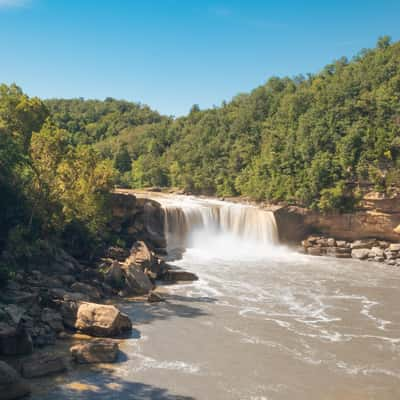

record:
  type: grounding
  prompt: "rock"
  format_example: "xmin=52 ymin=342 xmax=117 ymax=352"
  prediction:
xmin=325 ymin=247 xmax=351 ymax=258
xmin=368 ymin=246 xmax=385 ymax=258
xmin=147 ymin=292 xmax=165 ymax=303
xmin=0 ymin=361 xmax=30 ymax=400
xmin=336 ymin=240 xmax=349 ymax=248
xmin=351 ymin=249 xmax=371 ymax=260
xmin=163 ymin=270 xmax=199 ymax=282
xmin=307 ymin=247 xmax=322 ymax=256
xmin=60 ymin=301 xmax=79 ymax=329
xmin=70 ymin=340 xmax=119 ymax=363
xmin=4 ymin=304 xmax=25 ymax=325
xmin=21 ymin=353 xmax=67 ymax=378
xmin=74 ymin=302 xmax=132 ymax=337
xmin=127 ymin=241 xmax=154 ymax=271
xmin=123 ymin=265 xmax=153 ymax=295
xmin=71 ymin=282 xmax=101 ymax=300
xmin=59 ymin=274 xmax=76 ymax=285
xmin=49 ymin=288 xmax=90 ymax=302
xmin=105 ymin=246 xmax=130 ymax=262
xmin=0 ymin=323 xmax=33 ymax=356
xmin=63 ymin=292 xmax=90 ymax=302
xmin=351 ymin=239 xmax=377 ymax=250
xmin=104 ymin=261 xmax=124 ymax=289
xmin=327 ymin=238 xmax=336 ymax=247
xmin=42 ymin=277 xmax=64 ymax=288
xmin=389 ymin=243 xmax=400 ymax=252
xmin=41 ymin=308 xmax=64 ymax=332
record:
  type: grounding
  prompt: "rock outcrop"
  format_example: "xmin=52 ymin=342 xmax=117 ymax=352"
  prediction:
xmin=110 ymin=190 xmax=166 ymax=251
xmin=274 ymin=192 xmax=400 ymax=243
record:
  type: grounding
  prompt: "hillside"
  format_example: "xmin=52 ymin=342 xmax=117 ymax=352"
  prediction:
xmin=90 ymin=36 xmax=400 ymax=211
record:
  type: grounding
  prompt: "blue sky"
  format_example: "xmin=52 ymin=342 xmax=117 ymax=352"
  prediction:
xmin=1 ymin=0 xmax=399 ymax=116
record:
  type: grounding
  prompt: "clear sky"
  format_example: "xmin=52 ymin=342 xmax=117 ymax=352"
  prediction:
xmin=1 ymin=0 xmax=399 ymax=116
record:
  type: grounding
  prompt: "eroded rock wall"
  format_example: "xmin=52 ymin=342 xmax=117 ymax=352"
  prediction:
xmin=273 ymin=193 xmax=400 ymax=244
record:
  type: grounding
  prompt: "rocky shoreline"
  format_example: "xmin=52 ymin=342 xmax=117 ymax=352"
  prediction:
xmin=301 ymin=235 xmax=400 ymax=266
xmin=0 ymin=236 xmax=197 ymax=399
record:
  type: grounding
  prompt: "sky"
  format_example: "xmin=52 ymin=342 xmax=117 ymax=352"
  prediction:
xmin=1 ymin=0 xmax=399 ymax=116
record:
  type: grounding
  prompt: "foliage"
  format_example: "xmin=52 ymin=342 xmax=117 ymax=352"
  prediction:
xmin=88 ymin=37 xmax=400 ymax=210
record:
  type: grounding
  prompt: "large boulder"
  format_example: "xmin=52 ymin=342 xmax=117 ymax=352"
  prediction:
xmin=0 ymin=361 xmax=30 ymax=400
xmin=74 ymin=302 xmax=132 ymax=337
xmin=127 ymin=241 xmax=154 ymax=271
xmin=21 ymin=353 xmax=67 ymax=378
xmin=351 ymin=248 xmax=370 ymax=260
xmin=123 ymin=265 xmax=153 ymax=295
xmin=70 ymin=340 xmax=119 ymax=364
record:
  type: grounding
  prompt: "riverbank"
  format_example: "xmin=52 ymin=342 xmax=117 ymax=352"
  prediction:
xmin=0 ymin=196 xmax=198 ymax=400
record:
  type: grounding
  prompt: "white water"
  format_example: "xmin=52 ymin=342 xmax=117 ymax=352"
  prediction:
xmin=162 ymin=196 xmax=280 ymax=258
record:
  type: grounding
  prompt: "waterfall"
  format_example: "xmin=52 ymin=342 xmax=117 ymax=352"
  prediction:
xmin=160 ymin=196 xmax=279 ymax=253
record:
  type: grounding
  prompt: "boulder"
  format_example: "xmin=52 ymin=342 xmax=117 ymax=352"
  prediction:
xmin=70 ymin=340 xmax=119 ymax=363
xmin=4 ymin=304 xmax=25 ymax=325
xmin=0 ymin=361 xmax=30 ymax=400
xmin=163 ymin=270 xmax=198 ymax=282
xmin=71 ymin=282 xmax=101 ymax=300
xmin=0 ymin=323 xmax=33 ymax=356
xmin=127 ymin=241 xmax=154 ymax=270
xmin=105 ymin=246 xmax=130 ymax=262
xmin=59 ymin=274 xmax=76 ymax=285
xmin=104 ymin=261 xmax=124 ymax=289
xmin=60 ymin=301 xmax=79 ymax=329
xmin=327 ymin=238 xmax=336 ymax=247
xmin=41 ymin=308 xmax=64 ymax=332
xmin=368 ymin=246 xmax=385 ymax=258
xmin=123 ymin=265 xmax=153 ymax=295
xmin=351 ymin=249 xmax=370 ymax=260
xmin=21 ymin=353 xmax=67 ymax=378
xmin=74 ymin=302 xmax=132 ymax=337
xmin=389 ymin=243 xmax=400 ymax=252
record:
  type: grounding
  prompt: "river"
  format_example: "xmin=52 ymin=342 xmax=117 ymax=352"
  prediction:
xmin=33 ymin=195 xmax=400 ymax=400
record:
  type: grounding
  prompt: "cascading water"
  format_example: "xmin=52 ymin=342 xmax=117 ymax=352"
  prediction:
xmin=160 ymin=196 xmax=279 ymax=258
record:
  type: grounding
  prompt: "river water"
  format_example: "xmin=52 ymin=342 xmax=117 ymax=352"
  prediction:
xmin=33 ymin=196 xmax=400 ymax=400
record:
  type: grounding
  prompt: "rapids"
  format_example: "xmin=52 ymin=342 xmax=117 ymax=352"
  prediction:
xmin=32 ymin=195 xmax=400 ymax=400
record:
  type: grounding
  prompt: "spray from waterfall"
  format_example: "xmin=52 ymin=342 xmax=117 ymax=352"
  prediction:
xmin=159 ymin=196 xmax=279 ymax=257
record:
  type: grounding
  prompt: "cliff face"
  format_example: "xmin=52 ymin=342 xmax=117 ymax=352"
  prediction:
xmin=274 ymin=192 xmax=400 ymax=243
xmin=110 ymin=191 xmax=166 ymax=251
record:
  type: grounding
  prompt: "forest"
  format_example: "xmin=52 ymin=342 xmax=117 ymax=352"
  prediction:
xmin=51 ymin=36 xmax=400 ymax=210
xmin=1 ymin=36 xmax=399 ymax=280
